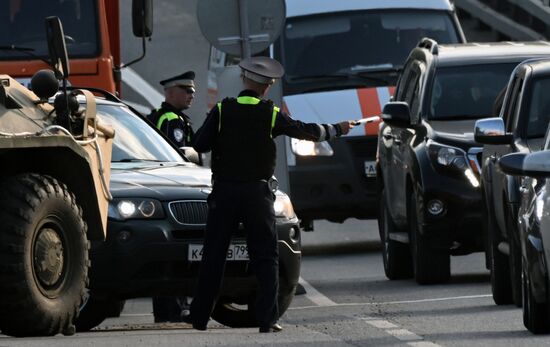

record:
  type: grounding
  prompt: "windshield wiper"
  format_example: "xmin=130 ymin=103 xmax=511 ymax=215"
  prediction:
xmin=115 ymin=158 xmax=163 ymax=163
xmin=287 ymin=72 xmax=389 ymax=84
xmin=0 ymin=45 xmax=51 ymax=66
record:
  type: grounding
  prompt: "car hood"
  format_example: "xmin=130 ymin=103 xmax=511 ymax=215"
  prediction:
xmin=110 ymin=162 xmax=211 ymax=199
xmin=427 ymin=119 xmax=480 ymax=147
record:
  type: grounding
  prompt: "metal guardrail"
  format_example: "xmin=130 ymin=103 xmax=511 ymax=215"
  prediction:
xmin=454 ymin=0 xmax=548 ymax=40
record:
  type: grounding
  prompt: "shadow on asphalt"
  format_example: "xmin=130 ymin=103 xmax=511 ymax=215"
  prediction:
xmin=302 ymin=240 xmax=381 ymax=256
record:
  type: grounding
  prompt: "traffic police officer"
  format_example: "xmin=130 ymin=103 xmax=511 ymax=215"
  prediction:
xmin=148 ymin=70 xmax=196 ymax=323
xmin=147 ymin=71 xmax=196 ymax=147
xmin=189 ymin=57 xmax=354 ymax=332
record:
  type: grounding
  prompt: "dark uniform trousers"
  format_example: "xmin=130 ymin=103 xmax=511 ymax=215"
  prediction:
xmin=191 ymin=180 xmax=279 ymax=329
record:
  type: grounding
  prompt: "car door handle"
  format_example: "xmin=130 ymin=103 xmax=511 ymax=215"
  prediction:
xmin=519 ymin=186 xmax=528 ymax=193
xmin=394 ymin=138 xmax=402 ymax=145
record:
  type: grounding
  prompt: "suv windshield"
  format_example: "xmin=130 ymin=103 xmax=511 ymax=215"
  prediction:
xmin=525 ymin=77 xmax=550 ymax=139
xmin=97 ymin=104 xmax=185 ymax=164
xmin=280 ymin=9 xmax=459 ymax=93
xmin=429 ymin=63 xmax=517 ymax=120
xmin=0 ymin=0 xmax=99 ymax=59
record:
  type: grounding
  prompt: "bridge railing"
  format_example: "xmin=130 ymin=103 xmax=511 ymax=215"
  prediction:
xmin=454 ymin=0 xmax=550 ymax=40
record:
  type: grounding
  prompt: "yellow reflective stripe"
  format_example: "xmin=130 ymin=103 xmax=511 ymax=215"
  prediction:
xmin=217 ymin=102 xmax=222 ymax=132
xmin=156 ymin=112 xmax=179 ymax=129
xmin=237 ymin=96 xmax=261 ymax=105
xmin=270 ymin=106 xmax=279 ymax=138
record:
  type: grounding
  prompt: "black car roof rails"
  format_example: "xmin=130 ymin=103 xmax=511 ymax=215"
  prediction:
xmin=417 ymin=37 xmax=439 ymax=55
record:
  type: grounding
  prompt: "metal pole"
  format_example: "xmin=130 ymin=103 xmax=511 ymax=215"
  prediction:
xmin=238 ymin=0 xmax=251 ymax=58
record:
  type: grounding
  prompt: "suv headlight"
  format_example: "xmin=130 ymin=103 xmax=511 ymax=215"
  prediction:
xmin=274 ymin=193 xmax=296 ymax=219
xmin=291 ymin=139 xmax=333 ymax=156
xmin=108 ymin=198 xmax=164 ymax=220
xmin=427 ymin=140 xmax=479 ymax=187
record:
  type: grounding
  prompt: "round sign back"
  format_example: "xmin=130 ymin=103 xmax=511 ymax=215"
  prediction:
xmin=197 ymin=0 xmax=286 ymax=57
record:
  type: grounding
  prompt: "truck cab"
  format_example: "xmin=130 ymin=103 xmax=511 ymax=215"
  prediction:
xmin=0 ymin=0 xmax=151 ymax=95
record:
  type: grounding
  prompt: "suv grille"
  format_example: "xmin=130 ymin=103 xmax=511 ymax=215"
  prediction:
xmin=169 ymin=201 xmax=208 ymax=225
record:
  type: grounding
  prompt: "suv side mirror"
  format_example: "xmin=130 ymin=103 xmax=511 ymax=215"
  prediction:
xmin=132 ymin=0 xmax=153 ymax=37
xmin=499 ymin=151 xmax=550 ymax=177
xmin=474 ymin=117 xmax=513 ymax=145
xmin=381 ymin=102 xmax=411 ymax=127
xmin=45 ymin=16 xmax=70 ymax=79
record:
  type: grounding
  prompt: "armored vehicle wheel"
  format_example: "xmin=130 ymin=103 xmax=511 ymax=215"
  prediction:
xmin=410 ymin=191 xmax=450 ymax=285
xmin=76 ymin=296 xmax=125 ymax=332
xmin=0 ymin=173 xmax=89 ymax=337
xmin=211 ymin=282 xmax=296 ymax=328
xmin=522 ymin=264 xmax=550 ymax=334
xmin=378 ymin=189 xmax=413 ymax=280
xmin=487 ymin=204 xmax=513 ymax=305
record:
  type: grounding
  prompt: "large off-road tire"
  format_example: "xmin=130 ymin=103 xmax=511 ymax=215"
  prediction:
xmin=410 ymin=191 xmax=450 ymax=285
xmin=76 ymin=296 xmax=125 ymax=332
xmin=211 ymin=282 xmax=296 ymax=328
xmin=0 ymin=173 xmax=89 ymax=337
xmin=378 ymin=189 xmax=413 ymax=280
xmin=522 ymin=263 xmax=550 ymax=334
xmin=487 ymin=202 xmax=513 ymax=305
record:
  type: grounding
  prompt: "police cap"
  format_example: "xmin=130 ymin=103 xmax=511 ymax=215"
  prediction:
xmin=160 ymin=71 xmax=196 ymax=91
xmin=239 ymin=57 xmax=284 ymax=85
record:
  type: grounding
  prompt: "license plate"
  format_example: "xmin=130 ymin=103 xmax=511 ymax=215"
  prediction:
xmin=188 ymin=243 xmax=249 ymax=261
xmin=364 ymin=160 xmax=377 ymax=177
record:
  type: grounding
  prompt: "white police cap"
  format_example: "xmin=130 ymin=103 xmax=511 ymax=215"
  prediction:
xmin=239 ymin=57 xmax=284 ymax=85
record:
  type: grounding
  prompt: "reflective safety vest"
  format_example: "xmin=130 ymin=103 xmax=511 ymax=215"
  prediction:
xmin=155 ymin=111 xmax=192 ymax=144
xmin=211 ymin=96 xmax=279 ymax=181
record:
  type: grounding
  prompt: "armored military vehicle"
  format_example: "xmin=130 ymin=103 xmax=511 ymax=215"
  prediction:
xmin=0 ymin=17 xmax=114 ymax=337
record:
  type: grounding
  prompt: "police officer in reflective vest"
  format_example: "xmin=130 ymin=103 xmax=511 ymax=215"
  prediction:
xmin=147 ymin=70 xmax=196 ymax=323
xmin=147 ymin=71 xmax=196 ymax=147
xmin=189 ymin=57 xmax=354 ymax=332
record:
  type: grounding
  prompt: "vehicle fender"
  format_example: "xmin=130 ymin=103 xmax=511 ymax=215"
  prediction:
xmin=405 ymin=139 xmax=428 ymax=222
xmin=525 ymin=233 xmax=547 ymax=303
xmin=0 ymin=142 xmax=107 ymax=241
xmin=505 ymin=175 xmax=521 ymax=205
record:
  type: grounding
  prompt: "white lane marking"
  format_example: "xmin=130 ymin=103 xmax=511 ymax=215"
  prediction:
xmin=408 ymin=342 xmax=443 ymax=347
xmin=365 ymin=319 xmax=398 ymax=329
xmin=121 ymin=67 xmax=164 ymax=108
xmin=289 ymin=294 xmax=491 ymax=310
xmin=359 ymin=316 xmax=443 ymax=347
xmin=299 ymin=277 xmax=337 ymax=307
xmin=386 ymin=329 xmax=422 ymax=341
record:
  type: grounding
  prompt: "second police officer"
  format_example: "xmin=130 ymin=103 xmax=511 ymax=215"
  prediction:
xmin=147 ymin=71 xmax=196 ymax=147
xmin=189 ymin=57 xmax=355 ymax=333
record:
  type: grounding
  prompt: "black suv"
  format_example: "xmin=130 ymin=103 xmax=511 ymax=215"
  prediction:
xmin=475 ymin=55 xmax=550 ymax=306
xmin=72 ymin=95 xmax=301 ymax=331
xmin=377 ymin=39 xmax=550 ymax=284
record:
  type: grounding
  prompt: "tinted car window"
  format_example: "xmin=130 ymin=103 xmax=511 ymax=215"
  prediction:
xmin=281 ymin=10 xmax=458 ymax=82
xmin=429 ymin=63 xmax=517 ymax=120
xmin=525 ymin=77 xmax=550 ymax=139
xmin=97 ymin=104 xmax=185 ymax=163
xmin=0 ymin=0 xmax=99 ymax=59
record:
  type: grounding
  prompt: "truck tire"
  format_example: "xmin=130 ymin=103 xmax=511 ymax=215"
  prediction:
xmin=76 ymin=296 xmax=125 ymax=332
xmin=378 ymin=189 xmax=413 ymax=280
xmin=410 ymin=191 xmax=450 ymax=284
xmin=211 ymin=282 xmax=296 ymax=328
xmin=487 ymin=202 xmax=513 ymax=305
xmin=522 ymin=264 xmax=550 ymax=334
xmin=0 ymin=173 xmax=89 ymax=337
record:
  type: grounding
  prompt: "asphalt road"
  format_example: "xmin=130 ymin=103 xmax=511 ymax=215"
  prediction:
xmin=3 ymin=2 xmax=549 ymax=346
